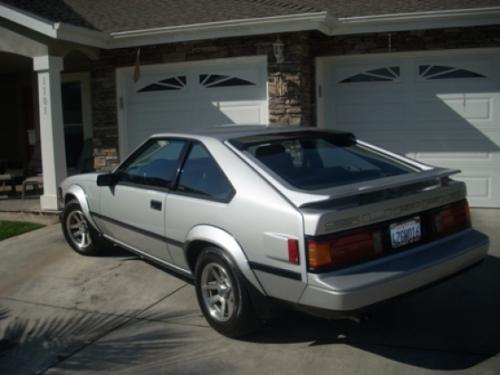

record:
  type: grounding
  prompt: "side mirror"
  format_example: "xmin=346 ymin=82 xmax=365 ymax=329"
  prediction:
xmin=96 ymin=173 xmax=117 ymax=187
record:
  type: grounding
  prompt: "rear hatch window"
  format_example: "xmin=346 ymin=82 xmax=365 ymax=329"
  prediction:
xmin=229 ymin=132 xmax=414 ymax=190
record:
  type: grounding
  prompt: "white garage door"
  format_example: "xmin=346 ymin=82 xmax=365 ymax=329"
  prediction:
xmin=318 ymin=50 xmax=500 ymax=207
xmin=117 ymin=56 xmax=268 ymax=153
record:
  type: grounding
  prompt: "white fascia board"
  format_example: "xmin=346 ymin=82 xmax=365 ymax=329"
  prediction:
xmin=107 ymin=12 xmax=331 ymax=48
xmin=0 ymin=3 xmax=57 ymax=38
xmin=332 ymin=7 xmax=500 ymax=35
xmin=55 ymin=23 xmax=107 ymax=48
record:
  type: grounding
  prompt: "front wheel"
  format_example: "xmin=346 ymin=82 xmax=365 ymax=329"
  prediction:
xmin=194 ymin=247 xmax=260 ymax=338
xmin=61 ymin=200 xmax=107 ymax=256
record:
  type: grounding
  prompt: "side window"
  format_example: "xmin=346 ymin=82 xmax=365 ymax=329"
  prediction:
xmin=177 ymin=143 xmax=234 ymax=201
xmin=118 ymin=139 xmax=186 ymax=188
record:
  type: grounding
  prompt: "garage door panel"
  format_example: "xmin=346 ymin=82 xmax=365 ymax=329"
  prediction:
xmin=414 ymin=97 xmax=492 ymax=122
xmin=192 ymin=105 xmax=243 ymax=127
xmin=131 ymin=111 xmax=193 ymax=126
xmin=335 ymin=103 xmax=408 ymax=124
xmin=130 ymin=91 xmax=193 ymax=103
xmin=440 ymin=171 xmax=500 ymax=207
xmin=351 ymin=132 xmax=412 ymax=155
xmin=214 ymin=103 xmax=263 ymax=123
xmin=414 ymin=132 xmax=498 ymax=152
xmin=321 ymin=51 xmax=500 ymax=207
xmin=331 ymin=85 xmax=405 ymax=98
xmin=415 ymin=150 xmax=492 ymax=161
xmin=455 ymin=175 xmax=491 ymax=200
xmin=341 ymin=128 xmax=500 ymax=156
xmin=119 ymin=57 xmax=268 ymax=152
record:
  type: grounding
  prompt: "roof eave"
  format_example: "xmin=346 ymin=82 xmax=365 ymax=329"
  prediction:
xmin=55 ymin=23 xmax=108 ymax=48
xmin=1 ymin=3 xmax=500 ymax=50
xmin=332 ymin=7 xmax=500 ymax=35
xmin=107 ymin=12 xmax=332 ymax=48
xmin=0 ymin=2 xmax=58 ymax=38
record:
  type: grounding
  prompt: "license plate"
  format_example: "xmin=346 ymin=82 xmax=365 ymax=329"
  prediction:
xmin=390 ymin=217 xmax=422 ymax=248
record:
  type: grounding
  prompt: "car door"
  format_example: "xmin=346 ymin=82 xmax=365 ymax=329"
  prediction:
xmin=164 ymin=142 xmax=235 ymax=269
xmin=97 ymin=138 xmax=188 ymax=263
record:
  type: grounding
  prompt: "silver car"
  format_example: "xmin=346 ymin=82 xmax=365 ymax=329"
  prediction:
xmin=59 ymin=126 xmax=489 ymax=337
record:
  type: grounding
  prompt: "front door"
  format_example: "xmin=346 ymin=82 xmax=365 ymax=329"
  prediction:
xmin=97 ymin=138 xmax=188 ymax=262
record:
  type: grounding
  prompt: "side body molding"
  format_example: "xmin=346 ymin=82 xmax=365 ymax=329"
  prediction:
xmin=65 ymin=185 xmax=101 ymax=232
xmin=185 ymin=225 xmax=265 ymax=295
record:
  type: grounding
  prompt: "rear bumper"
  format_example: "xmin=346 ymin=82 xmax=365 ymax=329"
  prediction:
xmin=298 ymin=229 xmax=489 ymax=311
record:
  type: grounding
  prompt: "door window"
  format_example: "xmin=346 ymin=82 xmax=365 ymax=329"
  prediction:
xmin=62 ymin=82 xmax=84 ymax=167
xmin=117 ymin=139 xmax=186 ymax=188
xmin=177 ymin=143 xmax=234 ymax=201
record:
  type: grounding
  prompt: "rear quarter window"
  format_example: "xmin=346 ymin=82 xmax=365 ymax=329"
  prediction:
xmin=177 ymin=143 xmax=234 ymax=201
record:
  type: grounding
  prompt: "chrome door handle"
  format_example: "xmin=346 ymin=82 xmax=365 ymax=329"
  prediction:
xmin=150 ymin=200 xmax=162 ymax=211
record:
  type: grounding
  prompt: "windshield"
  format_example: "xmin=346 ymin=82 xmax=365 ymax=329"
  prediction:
xmin=230 ymin=133 xmax=413 ymax=190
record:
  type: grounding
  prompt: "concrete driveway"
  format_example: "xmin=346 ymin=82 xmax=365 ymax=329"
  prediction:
xmin=1 ymin=210 xmax=499 ymax=375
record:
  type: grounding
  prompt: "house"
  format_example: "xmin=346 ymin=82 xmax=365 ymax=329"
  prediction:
xmin=1 ymin=0 xmax=499 ymax=211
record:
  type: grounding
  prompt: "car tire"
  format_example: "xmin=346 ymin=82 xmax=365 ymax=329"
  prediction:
xmin=194 ymin=247 xmax=261 ymax=338
xmin=61 ymin=200 xmax=108 ymax=256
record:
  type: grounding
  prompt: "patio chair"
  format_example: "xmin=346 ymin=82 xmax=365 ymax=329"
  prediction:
xmin=0 ymin=158 xmax=26 ymax=198
xmin=0 ymin=169 xmax=24 ymax=195
xmin=22 ymin=139 xmax=95 ymax=199
xmin=22 ymin=143 xmax=43 ymax=199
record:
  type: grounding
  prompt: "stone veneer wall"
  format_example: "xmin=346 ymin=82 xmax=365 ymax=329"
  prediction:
xmin=91 ymin=25 xmax=500 ymax=171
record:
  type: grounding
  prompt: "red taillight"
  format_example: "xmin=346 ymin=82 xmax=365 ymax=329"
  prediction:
xmin=307 ymin=229 xmax=383 ymax=271
xmin=288 ymin=239 xmax=300 ymax=264
xmin=433 ymin=200 xmax=471 ymax=236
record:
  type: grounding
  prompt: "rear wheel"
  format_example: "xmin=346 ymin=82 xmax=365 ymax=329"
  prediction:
xmin=195 ymin=247 xmax=260 ymax=338
xmin=61 ymin=200 xmax=108 ymax=255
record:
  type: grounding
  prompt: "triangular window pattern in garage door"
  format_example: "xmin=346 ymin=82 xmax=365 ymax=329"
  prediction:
xmin=137 ymin=76 xmax=187 ymax=92
xmin=339 ymin=66 xmax=400 ymax=83
xmin=419 ymin=65 xmax=485 ymax=80
xmin=199 ymin=74 xmax=255 ymax=88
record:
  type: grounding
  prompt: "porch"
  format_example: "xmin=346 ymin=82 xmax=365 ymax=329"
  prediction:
xmin=0 ymin=195 xmax=42 ymax=214
xmin=0 ymin=19 xmax=97 ymax=212
xmin=0 ymin=178 xmax=43 ymax=213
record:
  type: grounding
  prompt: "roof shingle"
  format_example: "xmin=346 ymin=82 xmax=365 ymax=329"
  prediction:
xmin=2 ymin=0 xmax=500 ymax=33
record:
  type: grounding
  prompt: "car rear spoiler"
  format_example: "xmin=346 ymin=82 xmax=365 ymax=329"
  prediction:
xmin=297 ymin=167 xmax=461 ymax=208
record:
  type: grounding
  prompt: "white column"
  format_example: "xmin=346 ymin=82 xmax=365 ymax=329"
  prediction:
xmin=34 ymin=55 xmax=67 ymax=211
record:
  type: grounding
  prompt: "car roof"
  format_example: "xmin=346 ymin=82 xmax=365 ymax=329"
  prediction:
xmin=150 ymin=125 xmax=350 ymax=141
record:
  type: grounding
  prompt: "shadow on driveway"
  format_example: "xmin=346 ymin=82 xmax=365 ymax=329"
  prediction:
xmin=0 ymin=306 xmax=8 ymax=322
xmin=245 ymin=254 xmax=500 ymax=371
xmin=0 ymin=310 xmax=193 ymax=374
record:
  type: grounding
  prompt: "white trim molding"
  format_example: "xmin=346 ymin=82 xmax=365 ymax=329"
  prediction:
xmin=108 ymin=12 xmax=331 ymax=48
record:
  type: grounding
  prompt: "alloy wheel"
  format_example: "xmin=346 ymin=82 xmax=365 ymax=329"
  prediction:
xmin=200 ymin=262 xmax=235 ymax=322
xmin=66 ymin=210 xmax=92 ymax=250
